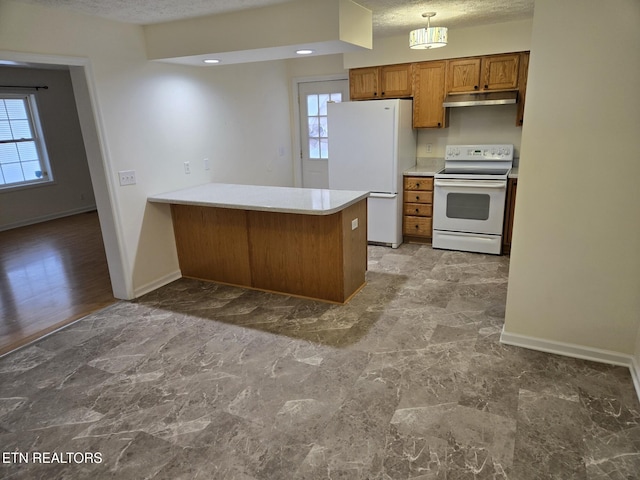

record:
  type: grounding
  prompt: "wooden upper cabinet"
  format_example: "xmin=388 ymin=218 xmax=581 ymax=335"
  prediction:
xmin=447 ymin=58 xmax=482 ymax=93
xmin=482 ymin=53 xmax=520 ymax=91
xmin=379 ymin=64 xmax=412 ymax=98
xmin=447 ymin=53 xmax=520 ymax=93
xmin=349 ymin=64 xmax=412 ymax=100
xmin=349 ymin=67 xmax=379 ymax=100
xmin=412 ymin=61 xmax=447 ymax=129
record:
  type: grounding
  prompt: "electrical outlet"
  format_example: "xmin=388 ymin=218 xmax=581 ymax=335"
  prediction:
xmin=204 ymin=158 xmax=210 ymax=171
xmin=426 ymin=143 xmax=433 ymax=153
xmin=118 ymin=170 xmax=136 ymax=186
xmin=184 ymin=161 xmax=191 ymax=174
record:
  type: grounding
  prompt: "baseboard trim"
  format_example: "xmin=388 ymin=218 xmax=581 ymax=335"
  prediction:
xmin=500 ymin=329 xmax=633 ymax=367
xmin=500 ymin=328 xmax=640 ymax=402
xmin=0 ymin=206 xmax=97 ymax=232
xmin=631 ymin=357 xmax=640 ymax=405
xmin=133 ymin=270 xmax=182 ymax=298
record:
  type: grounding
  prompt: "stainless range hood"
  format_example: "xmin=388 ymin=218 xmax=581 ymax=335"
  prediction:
xmin=443 ymin=91 xmax=518 ymax=107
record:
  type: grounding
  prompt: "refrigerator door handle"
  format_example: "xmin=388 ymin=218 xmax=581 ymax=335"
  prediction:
xmin=369 ymin=192 xmax=397 ymax=198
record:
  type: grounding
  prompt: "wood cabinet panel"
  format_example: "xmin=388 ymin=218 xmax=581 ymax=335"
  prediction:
xmin=447 ymin=58 xmax=482 ymax=93
xmin=412 ymin=61 xmax=447 ymax=128
xmin=403 ymin=176 xmax=433 ymax=191
xmin=482 ymin=54 xmax=520 ymax=91
xmin=171 ymin=205 xmax=252 ymax=286
xmin=517 ymin=52 xmax=530 ymax=126
xmin=403 ymin=175 xmax=434 ymax=241
xmin=380 ymin=64 xmax=412 ymax=98
xmin=403 ymin=216 xmax=432 ymax=237
xmin=349 ymin=64 xmax=412 ymax=100
xmin=502 ymin=177 xmax=518 ymax=253
xmin=170 ymin=200 xmax=367 ymax=303
xmin=404 ymin=202 xmax=433 ymax=217
xmin=404 ymin=190 xmax=433 ymax=204
xmin=447 ymin=53 xmax=520 ymax=94
xmin=349 ymin=67 xmax=379 ymax=100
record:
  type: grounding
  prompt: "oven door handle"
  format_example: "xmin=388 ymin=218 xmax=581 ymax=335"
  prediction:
xmin=434 ymin=179 xmax=506 ymax=189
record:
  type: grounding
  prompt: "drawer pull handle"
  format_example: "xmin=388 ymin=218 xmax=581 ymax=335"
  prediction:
xmin=415 ymin=195 xmax=420 ymax=200
xmin=415 ymin=208 xmax=419 ymax=213
xmin=415 ymin=225 xmax=419 ymax=229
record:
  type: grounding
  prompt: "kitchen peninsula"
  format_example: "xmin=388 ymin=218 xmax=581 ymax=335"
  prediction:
xmin=148 ymin=183 xmax=369 ymax=303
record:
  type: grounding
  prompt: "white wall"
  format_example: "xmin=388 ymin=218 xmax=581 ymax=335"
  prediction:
xmin=0 ymin=66 xmax=96 ymax=230
xmin=504 ymin=0 xmax=640 ymax=356
xmin=344 ymin=19 xmax=532 ymax=68
xmin=416 ymin=105 xmax=524 ymax=159
xmin=0 ymin=0 xmax=294 ymax=298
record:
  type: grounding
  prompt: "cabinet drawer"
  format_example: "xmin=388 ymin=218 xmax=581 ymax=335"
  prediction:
xmin=404 ymin=203 xmax=433 ymax=217
xmin=404 ymin=190 xmax=433 ymax=204
xmin=404 ymin=177 xmax=433 ymax=191
xmin=403 ymin=216 xmax=432 ymax=237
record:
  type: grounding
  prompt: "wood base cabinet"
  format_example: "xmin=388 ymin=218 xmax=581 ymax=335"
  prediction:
xmin=502 ymin=177 xmax=518 ymax=253
xmin=170 ymin=200 xmax=368 ymax=303
xmin=403 ymin=176 xmax=434 ymax=242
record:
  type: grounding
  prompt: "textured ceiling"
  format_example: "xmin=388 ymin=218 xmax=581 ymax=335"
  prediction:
xmin=14 ymin=0 xmax=534 ymax=36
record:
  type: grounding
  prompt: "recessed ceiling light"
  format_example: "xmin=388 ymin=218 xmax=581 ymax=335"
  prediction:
xmin=203 ymin=59 xmax=220 ymax=64
xmin=295 ymin=49 xmax=314 ymax=55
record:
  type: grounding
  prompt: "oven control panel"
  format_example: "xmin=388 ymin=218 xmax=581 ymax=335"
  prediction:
xmin=445 ymin=144 xmax=513 ymax=161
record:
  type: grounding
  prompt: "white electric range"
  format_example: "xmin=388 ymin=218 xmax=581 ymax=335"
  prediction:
xmin=432 ymin=144 xmax=513 ymax=255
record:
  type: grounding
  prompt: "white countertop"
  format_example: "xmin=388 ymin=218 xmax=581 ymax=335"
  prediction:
xmin=148 ymin=183 xmax=369 ymax=216
xmin=404 ymin=157 xmax=445 ymax=177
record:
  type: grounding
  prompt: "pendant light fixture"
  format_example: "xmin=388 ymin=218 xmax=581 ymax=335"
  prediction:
xmin=409 ymin=12 xmax=448 ymax=49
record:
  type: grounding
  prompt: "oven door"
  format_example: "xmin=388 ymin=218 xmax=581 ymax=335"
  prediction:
xmin=433 ymin=178 xmax=507 ymax=235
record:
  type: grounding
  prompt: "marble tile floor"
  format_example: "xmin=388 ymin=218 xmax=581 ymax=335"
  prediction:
xmin=1 ymin=244 xmax=639 ymax=479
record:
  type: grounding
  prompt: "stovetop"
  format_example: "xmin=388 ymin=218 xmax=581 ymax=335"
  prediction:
xmin=436 ymin=144 xmax=514 ymax=180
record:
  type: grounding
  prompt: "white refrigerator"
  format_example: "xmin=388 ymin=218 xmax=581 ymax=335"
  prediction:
xmin=327 ymin=99 xmax=417 ymax=248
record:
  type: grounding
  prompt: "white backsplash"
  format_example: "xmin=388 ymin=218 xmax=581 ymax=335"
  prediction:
xmin=417 ymin=104 xmax=523 ymax=159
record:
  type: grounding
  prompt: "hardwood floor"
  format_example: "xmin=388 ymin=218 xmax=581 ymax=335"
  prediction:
xmin=0 ymin=211 xmax=115 ymax=356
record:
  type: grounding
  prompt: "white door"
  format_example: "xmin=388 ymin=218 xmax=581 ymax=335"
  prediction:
xmin=298 ymin=79 xmax=349 ymax=188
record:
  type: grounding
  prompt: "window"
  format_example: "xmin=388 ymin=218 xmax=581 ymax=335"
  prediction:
xmin=0 ymin=94 xmax=52 ymax=189
xmin=305 ymin=92 xmax=343 ymax=159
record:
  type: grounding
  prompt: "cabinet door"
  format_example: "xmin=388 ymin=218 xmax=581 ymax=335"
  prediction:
xmin=349 ymin=67 xmax=379 ymax=100
xmin=447 ymin=58 xmax=481 ymax=93
xmin=516 ymin=52 xmax=530 ymax=126
xmin=380 ymin=64 xmax=412 ymax=98
xmin=412 ymin=61 xmax=447 ymax=128
xmin=482 ymin=54 xmax=520 ymax=90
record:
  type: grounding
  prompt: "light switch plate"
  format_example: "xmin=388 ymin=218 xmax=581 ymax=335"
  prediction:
xmin=351 ymin=218 xmax=358 ymax=230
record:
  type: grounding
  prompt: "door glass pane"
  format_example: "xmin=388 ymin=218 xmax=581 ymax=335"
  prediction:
xmin=319 ymin=117 xmax=328 ymax=138
xmin=308 ymin=117 xmax=319 ymax=137
xmin=319 ymin=139 xmax=328 ymax=159
xmin=307 ymin=94 xmax=318 ymax=116
xmin=318 ymin=94 xmax=330 ymax=115
xmin=309 ymin=138 xmax=320 ymax=159
xmin=446 ymin=193 xmax=490 ymax=220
